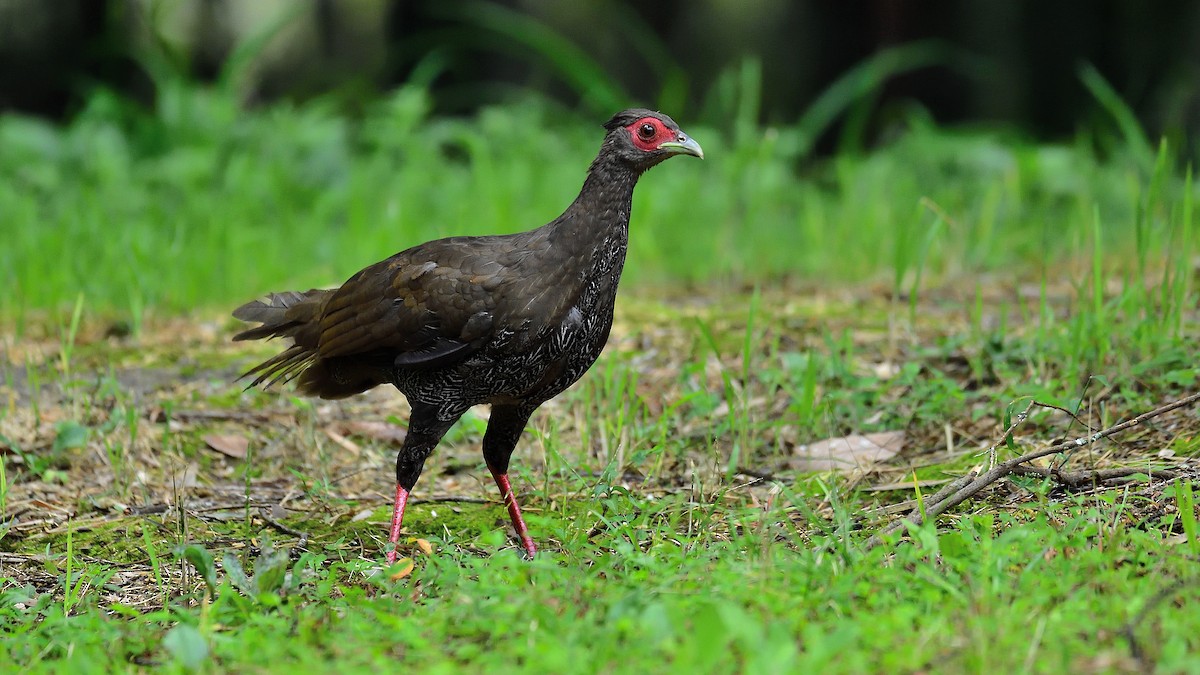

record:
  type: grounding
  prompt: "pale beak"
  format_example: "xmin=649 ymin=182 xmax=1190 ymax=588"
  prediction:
xmin=659 ymin=131 xmax=704 ymax=159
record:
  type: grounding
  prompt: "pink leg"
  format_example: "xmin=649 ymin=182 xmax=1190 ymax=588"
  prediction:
xmin=386 ymin=483 xmax=410 ymax=565
xmin=492 ymin=472 xmax=537 ymax=559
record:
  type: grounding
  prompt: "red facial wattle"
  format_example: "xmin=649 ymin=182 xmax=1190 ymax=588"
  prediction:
xmin=626 ymin=117 xmax=672 ymax=152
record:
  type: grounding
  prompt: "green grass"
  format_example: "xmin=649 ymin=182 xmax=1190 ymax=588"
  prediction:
xmin=6 ymin=498 xmax=1199 ymax=673
xmin=1 ymin=78 xmax=1198 ymax=673
xmin=2 ymin=78 xmax=1193 ymax=324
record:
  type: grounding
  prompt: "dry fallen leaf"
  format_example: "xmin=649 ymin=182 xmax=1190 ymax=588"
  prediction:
xmin=324 ymin=428 xmax=361 ymax=454
xmin=412 ymin=538 xmax=433 ymax=556
xmin=342 ymin=421 xmax=407 ymax=445
xmin=788 ymin=431 xmax=905 ymax=473
xmin=203 ymin=433 xmax=248 ymax=459
xmin=390 ymin=558 xmax=415 ymax=580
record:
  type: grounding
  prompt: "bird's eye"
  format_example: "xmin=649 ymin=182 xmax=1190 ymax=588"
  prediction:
xmin=637 ymin=122 xmax=656 ymax=140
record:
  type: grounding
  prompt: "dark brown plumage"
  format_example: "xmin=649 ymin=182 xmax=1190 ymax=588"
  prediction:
xmin=233 ymin=109 xmax=702 ymax=563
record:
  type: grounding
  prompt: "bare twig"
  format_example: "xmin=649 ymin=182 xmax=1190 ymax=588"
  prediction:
xmin=736 ymin=466 xmax=776 ymax=480
xmin=866 ymin=471 xmax=977 ymax=547
xmin=1032 ymin=399 xmax=1099 ymax=434
xmin=258 ymin=508 xmax=307 ymax=539
xmin=866 ymin=391 xmax=1200 ymax=550
xmin=1010 ymin=465 xmax=1178 ymax=488
xmin=0 ymin=552 xmax=49 ymax=563
xmin=914 ymin=471 xmax=980 ymax=512
xmin=259 ymin=507 xmax=312 ymax=553
xmin=902 ymin=468 xmax=979 ymax=521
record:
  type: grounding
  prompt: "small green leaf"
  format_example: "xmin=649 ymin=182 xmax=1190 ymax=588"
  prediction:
xmin=52 ymin=421 xmax=88 ymax=453
xmin=1001 ymin=406 xmax=1017 ymax=451
xmin=222 ymin=552 xmax=254 ymax=596
xmin=162 ymin=624 xmax=209 ymax=671
xmin=252 ymin=544 xmax=291 ymax=596
xmin=0 ymin=584 xmax=37 ymax=607
xmin=1000 ymin=398 xmax=1032 ymax=453
xmin=174 ymin=545 xmax=217 ymax=597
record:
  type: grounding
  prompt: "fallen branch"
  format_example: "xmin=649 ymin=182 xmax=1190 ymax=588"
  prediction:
xmin=1009 ymin=465 xmax=1178 ymax=488
xmin=259 ymin=508 xmax=309 ymax=551
xmin=866 ymin=391 xmax=1200 ymax=550
xmin=907 ymin=470 xmax=979 ymax=521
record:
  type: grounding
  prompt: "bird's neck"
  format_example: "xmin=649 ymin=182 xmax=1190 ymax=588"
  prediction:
xmin=555 ymin=155 xmax=641 ymax=245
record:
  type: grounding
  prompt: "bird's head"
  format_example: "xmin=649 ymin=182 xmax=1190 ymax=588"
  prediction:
xmin=601 ymin=109 xmax=704 ymax=172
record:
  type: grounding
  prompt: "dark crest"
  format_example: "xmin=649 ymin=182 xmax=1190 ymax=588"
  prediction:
xmin=603 ymin=108 xmax=678 ymax=132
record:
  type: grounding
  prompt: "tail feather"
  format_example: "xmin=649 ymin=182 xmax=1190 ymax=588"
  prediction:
xmin=233 ymin=289 xmax=328 ymax=390
xmin=241 ymin=344 xmax=310 ymax=385
xmin=233 ymin=287 xmax=385 ymax=399
xmin=232 ymin=289 xmax=327 ymax=342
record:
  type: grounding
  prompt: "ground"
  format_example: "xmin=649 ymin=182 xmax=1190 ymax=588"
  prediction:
xmin=2 ymin=279 xmax=1197 ymax=672
xmin=2 ymin=88 xmax=1198 ymax=672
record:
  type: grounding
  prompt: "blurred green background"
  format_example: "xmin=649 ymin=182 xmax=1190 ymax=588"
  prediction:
xmin=5 ymin=0 xmax=1200 ymax=144
xmin=1 ymin=0 xmax=1196 ymax=323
